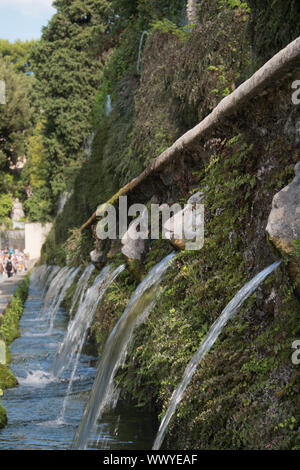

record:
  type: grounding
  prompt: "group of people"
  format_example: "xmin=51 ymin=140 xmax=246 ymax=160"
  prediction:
xmin=0 ymin=248 xmax=28 ymax=279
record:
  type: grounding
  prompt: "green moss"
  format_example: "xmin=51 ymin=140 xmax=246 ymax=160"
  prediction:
xmin=0 ymin=403 xmax=7 ymax=429
xmin=0 ymin=276 xmax=29 ymax=428
xmin=0 ymin=276 xmax=29 ymax=345
xmin=114 ymin=132 xmax=300 ymax=449
xmin=0 ymin=364 xmax=18 ymax=390
xmin=247 ymin=0 xmax=300 ymax=64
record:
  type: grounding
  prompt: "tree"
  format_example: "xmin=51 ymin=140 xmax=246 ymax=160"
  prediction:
xmin=0 ymin=193 xmax=13 ymax=227
xmin=0 ymin=40 xmax=36 ymax=73
xmin=0 ymin=58 xmax=33 ymax=176
xmin=30 ymin=0 xmax=113 ymax=201
xmin=21 ymin=119 xmax=53 ymax=222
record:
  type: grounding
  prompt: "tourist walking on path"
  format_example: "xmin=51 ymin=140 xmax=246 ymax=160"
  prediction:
xmin=5 ymin=256 xmax=14 ymax=279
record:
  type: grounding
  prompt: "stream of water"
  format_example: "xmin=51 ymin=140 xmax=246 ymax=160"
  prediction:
xmin=73 ymin=253 xmax=175 ymax=450
xmin=152 ymin=260 xmax=282 ymax=449
xmin=0 ymin=267 xmax=157 ymax=450
xmin=0 ymin=257 xmax=279 ymax=450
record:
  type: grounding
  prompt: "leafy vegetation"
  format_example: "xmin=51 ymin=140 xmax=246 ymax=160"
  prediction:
xmin=29 ymin=0 xmax=114 ymax=213
xmin=0 ymin=44 xmax=35 ymax=225
xmin=113 ymin=130 xmax=300 ymax=450
xmin=0 ymin=277 xmax=29 ymax=428
xmin=247 ymin=0 xmax=300 ymax=64
xmin=0 ymin=39 xmax=36 ymax=73
xmin=0 ymin=58 xmax=33 ymax=176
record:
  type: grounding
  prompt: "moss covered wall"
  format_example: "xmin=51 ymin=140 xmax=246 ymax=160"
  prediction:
xmin=115 ymin=127 xmax=300 ymax=449
xmin=58 ymin=71 xmax=300 ymax=449
xmin=247 ymin=0 xmax=300 ymax=64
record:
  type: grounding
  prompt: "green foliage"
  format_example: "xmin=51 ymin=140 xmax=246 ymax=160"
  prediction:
xmin=23 ymin=187 xmax=53 ymax=223
xmin=0 ymin=275 xmax=29 ymax=417
xmin=292 ymin=240 xmax=300 ymax=284
xmin=20 ymin=120 xmax=53 ymax=222
xmin=30 ymin=0 xmax=113 ymax=201
xmin=150 ymin=19 xmax=191 ymax=42
xmin=136 ymin=0 xmax=186 ymax=25
xmin=0 ymin=403 xmax=7 ymax=429
xmin=63 ymin=228 xmax=94 ymax=267
xmin=0 ymin=39 xmax=36 ymax=73
xmin=40 ymin=223 xmax=67 ymax=266
xmin=42 ymin=0 xmax=251 ymax=262
xmin=164 ymin=0 xmax=251 ymax=123
xmin=0 ymin=277 xmax=29 ymax=345
xmin=0 ymin=52 xmax=35 ymax=220
xmin=0 ymin=57 xmax=34 ymax=172
xmin=110 ymin=0 xmax=185 ymax=26
xmin=0 ymin=364 xmax=18 ymax=391
xmin=219 ymin=0 xmax=250 ymax=12
xmin=247 ymin=0 xmax=300 ymax=63
xmin=293 ymin=240 xmax=300 ymax=262
xmin=27 ymin=120 xmax=49 ymax=190
xmin=0 ymin=193 xmax=13 ymax=227
xmin=114 ymin=131 xmax=300 ymax=449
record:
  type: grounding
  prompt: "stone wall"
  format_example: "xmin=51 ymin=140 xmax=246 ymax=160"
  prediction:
xmin=24 ymin=223 xmax=52 ymax=262
xmin=0 ymin=230 xmax=25 ymax=251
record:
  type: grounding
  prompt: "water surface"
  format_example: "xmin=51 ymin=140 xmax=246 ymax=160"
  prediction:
xmin=0 ymin=274 xmax=156 ymax=450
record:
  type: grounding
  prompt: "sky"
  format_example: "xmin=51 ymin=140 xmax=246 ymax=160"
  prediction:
xmin=0 ymin=0 xmax=56 ymax=42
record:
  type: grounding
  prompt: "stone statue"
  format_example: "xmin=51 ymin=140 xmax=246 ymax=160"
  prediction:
xmin=11 ymin=198 xmax=25 ymax=222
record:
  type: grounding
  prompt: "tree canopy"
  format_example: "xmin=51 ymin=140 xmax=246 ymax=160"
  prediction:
xmin=0 ymin=58 xmax=33 ymax=174
xmin=0 ymin=39 xmax=36 ymax=73
xmin=29 ymin=0 xmax=113 ymax=200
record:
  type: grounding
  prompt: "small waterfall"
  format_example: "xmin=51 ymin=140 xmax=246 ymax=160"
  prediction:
xmin=72 ymin=252 xmax=175 ymax=450
xmin=47 ymin=267 xmax=81 ymax=333
xmin=51 ymin=264 xmax=125 ymax=378
xmin=87 ymin=133 xmax=95 ymax=158
xmin=104 ymin=95 xmax=112 ymax=116
xmin=152 ymin=260 xmax=282 ymax=450
xmin=42 ymin=266 xmax=61 ymax=295
xmin=30 ymin=265 xmax=50 ymax=287
xmin=69 ymin=264 xmax=95 ymax=318
xmin=53 ymin=264 xmax=125 ymax=423
xmin=137 ymin=31 xmax=148 ymax=74
xmin=82 ymin=133 xmax=95 ymax=158
xmin=39 ymin=266 xmax=81 ymax=333
xmin=57 ymin=192 xmax=72 ymax=215
xmin=31 ymin=265 xmax=60 ymax=295
xmin=40 ymin=266 xmax=70 ymax=317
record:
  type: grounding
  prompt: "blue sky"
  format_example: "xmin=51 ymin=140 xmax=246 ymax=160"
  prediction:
xmin=0 ymin=0 xmax=56 ymax=42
